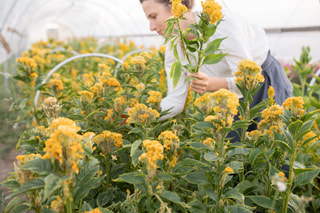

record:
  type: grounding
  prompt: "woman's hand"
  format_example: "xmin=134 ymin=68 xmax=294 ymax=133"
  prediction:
xmin=188 ymin=72 xmax=229 ymax=93
xmin=188 ymin=72 xmax=210 ymax=94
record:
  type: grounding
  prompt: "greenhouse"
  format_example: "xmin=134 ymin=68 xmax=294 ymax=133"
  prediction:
xmin=0 ymin=0 xmax=319 ymax=212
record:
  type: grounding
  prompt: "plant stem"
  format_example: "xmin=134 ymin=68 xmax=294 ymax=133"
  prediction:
xmin=282 ymin=151 xmax=296 ymax=213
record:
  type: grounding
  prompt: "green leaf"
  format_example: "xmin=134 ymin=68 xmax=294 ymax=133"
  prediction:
xmin=74 ymin=176 xmax=103 ymax=203
xmin=296 ymin=120 xmax=314 ymax=141
xmin=276 ymin=140 xmax=293 ymax=154
xmin=132 ymin=149 xmax=143 ymax=167
xmin=130 ymin=140 xmax=142 ymax=157
xmin=226 ymin=161 xmax=243 ymax=173
xmin=170 ymin=61 xmax=182 ymax=89
xmin=204 ymin=152 xmax=219 ymax=162
xmin=205 ymin=37 xmax=227 ymax=55
xmin=226 ymin=205 xmax=255 ymax=213
xmin=160 ymin=190 xmax=182 ymax=204
xmin=202 ymin=53 xmax=228 ymax=65
xmin=4 ymin=196 xmax=26 ymax=213
xmin=8 ymin=204 xmax=30 ymax=213
xmin=223 ymin=189 xmax=245 ymax=203
xmin=249 ymin=148 xmax=264 ymax=165
xmin=231 ymin=120 xmax=251 ymax=130
xmin=182 ymin=158 xmax=210 ymax=168
xmin=128 ymin=127 xmax=142 ymax=134
xmin=173 ymin=45 xmax=179 ymax=60
xmin=23 ymin=158 xmax=52 ymax=175
xmin=114 ymin=172 xmax=145 ymax=185
xmin=247 ymin=196 xmax=276 ymax=210
xmin=184 ymin=171 xmax=209 ymax=184
xmin=293 ymin=168 xmax=320 ymax=189
xmin=226 ymin=148 xmax=250 ymax=160
xmin=204 ymin=188 xmax=218 ymax=202
xmin=192 ymin=121 xmax=214 ymax=129
xmin=157 ymin=173 xmax=174 ymax=181
xmin=43 ymin=174 xmax=65 ymax=201
xmin=11 ymin=178 xmax=44 ymax=197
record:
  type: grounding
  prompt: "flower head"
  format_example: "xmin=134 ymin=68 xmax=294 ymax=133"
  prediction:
xmin=139 ymin=140 xmax=164 ymax=170
xmin=201 ymin=0 xmax=223 ymax=25
xmin=282 ymin=96 xmax=304 ymax=118
xmin=171 ymin=0 xmax=188 ymax=18
xmin=127 ymin=103 xmax=160 ymax=126
xmin=93 ymin=130 xmax=123 ymax=155
xmin=158 ymin=130 xmax=180 ymax=151
xmin=234 ymin=59 xmax=264 ymax=91
xmin=42 ymin=97 xmax=62 ymax=120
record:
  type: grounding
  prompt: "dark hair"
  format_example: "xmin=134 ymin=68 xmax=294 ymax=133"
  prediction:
xmin=139 ymin=0 xmax=195 ymax=9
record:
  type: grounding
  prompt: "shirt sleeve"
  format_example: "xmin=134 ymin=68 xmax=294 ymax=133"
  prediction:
xmin=158 ymin=44 xmax=189 ymax=121
xmin=215 ymin=9 xmax=269 ymax=96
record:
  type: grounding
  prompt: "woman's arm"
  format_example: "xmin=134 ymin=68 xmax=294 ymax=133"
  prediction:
xmin=188 ymin=72 xmax=228 ymax=94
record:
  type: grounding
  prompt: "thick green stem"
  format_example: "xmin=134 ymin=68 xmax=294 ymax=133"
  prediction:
xmin=282 ymin=151 xmax=296 ymax=213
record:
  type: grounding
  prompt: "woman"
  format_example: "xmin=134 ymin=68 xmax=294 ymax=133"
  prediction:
xmin=140 ymin=0 xmax=293 ymax=123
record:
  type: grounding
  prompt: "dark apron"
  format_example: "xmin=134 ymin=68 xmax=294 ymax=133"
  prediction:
xmin=229 ymin=51 xmax=293 ymax=141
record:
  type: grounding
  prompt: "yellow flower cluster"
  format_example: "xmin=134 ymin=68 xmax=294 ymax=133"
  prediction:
xmin=16 ymin=56 xmax=38 ymax=69
xmin=79 ymin=90 xmax=94 ymax=105
xmin=147 ymin=90 xmax=162 ymax=103
xmin=139 ymin=139 xmax=164 ymax=169
xmin=201 ymin=0 xmax=223 ymax=25
xmin=42 ymin=97 xmax=62 ymax=120
xmin=282 ymin=96 xmax=304 ymax=118
xmin=127 ymin=103 xmax=160 ymax=126
xmin=212 ymin=89 xmax=239 ymax=116
xmin=50 ymin=195 xmax=64 ymax=213
xmin=43 ymin=117 xmax=84 ymax=175
xmin=258 ymin=104 xmax=284 ymax=136
xmin=114 ymin=96 xmax=126 ymax=113
xmin=103 ymin=77 xmax=121 ymax=87
xmin=222 ymin=166 xmax=234 ymax=174
xmin=158 ymin=130 xmax=180 ymax=151
xmin=267 ymin=86 xmax=275 ymax=106
xmin=90 ymin=82 xmax=104 ymax=98
xmin=194 ymin=93 xmax=214 ymax=115
xmin=84 ymin=208 xmax=102 ymax=213
xmin=171 ymin=0 xmax=188 ymax=18
xmin=104 ymin=109 xmax=114 ymax=124
xmin=131 ymin=55 xmax=147 ymax=67
xmin=203 ymin=137 xmax=215 ymax=148
xmin=14 ymin=153 xmax=42 ymax=185
xmin=93 ymin=130 xmax=123 ymax=155
xmin=49 ymin=79 xmax=64 ymax=91
xmin=234 ymin=59 xmax=264 ymax=91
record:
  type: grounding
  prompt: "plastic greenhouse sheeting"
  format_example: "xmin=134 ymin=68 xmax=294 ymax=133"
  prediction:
xmin=0 ymin=0 xmax=320 ymax=65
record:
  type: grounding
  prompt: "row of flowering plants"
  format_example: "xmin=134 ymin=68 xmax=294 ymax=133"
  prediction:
xmin=2 ymin=3 xmax=320 ymax=213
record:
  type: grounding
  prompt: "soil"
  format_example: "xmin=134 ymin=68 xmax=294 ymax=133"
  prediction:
xmin=0 ymin=144 xmax=20 ymax=211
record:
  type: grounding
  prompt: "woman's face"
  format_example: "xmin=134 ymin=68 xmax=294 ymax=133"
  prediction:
xmin=142 ymin=0 xmax=173 ymax=36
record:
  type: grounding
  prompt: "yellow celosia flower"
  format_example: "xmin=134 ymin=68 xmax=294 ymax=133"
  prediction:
xmin=43 ymin=117 xmax=83 ymax=175
xmin=127 ymin=103 xmax=160 ymax=126
xmin=139 ymin=139 xmax=164 ymax=169
xmin=258 ymin=105 xmax=284 ymax=135
xmin=234 ymin=59 xmax=264 ymax=91
xmin=48 ymin=79 xmax=64 ymax=91
xmin=201 ymin=0 xmax=223 ymax=25
xmin=16 ymin=56 xmax=38 ymax=69
xmin=282 ymin=96 xmax=304 ymax=118
xmin=114 ymin=96 xmax=126 ymax=113
xmin=203 ymin=138 xmax=215 ymax=146
xmin=42 ymin=97 xmax=62 ymax=120
xmin=267 ymin=86 xmax=275 ymax=106
xmin=131 ymin=56 xmax=147 ymax=68
xmin=222 ymin=166 xmax=234 ymax=174
xmin=104 ymin=109 xmax=114 ymax=124
xmin=84 ymin=208 xmax=102 ymax=213
xmin=90 ymin=82 xmax=104 ymax=98
xmin=194 ymin=93 xmax=214 ymax=115
xmin=79 ymin=90 xmax=94 ymax=105
xmin=158 ymin=130 xmax=180 ymax=151
xmin=93 ymin=130 xmax=123 ymax=155
xmin=50 ymin=196 xmax=64 ymax=213
xmin=171 ymin=0 xmax=188 ymax=18
xmin=147 ymin=91 xmax=162 ymax=103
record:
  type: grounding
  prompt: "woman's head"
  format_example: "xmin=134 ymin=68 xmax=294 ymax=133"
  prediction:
xmin=140 ymin=0 xmax=194 ymax=36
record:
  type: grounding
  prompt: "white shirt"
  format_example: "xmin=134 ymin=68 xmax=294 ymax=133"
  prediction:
xmin=159 ymin=8 xmax=269 ymax=121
